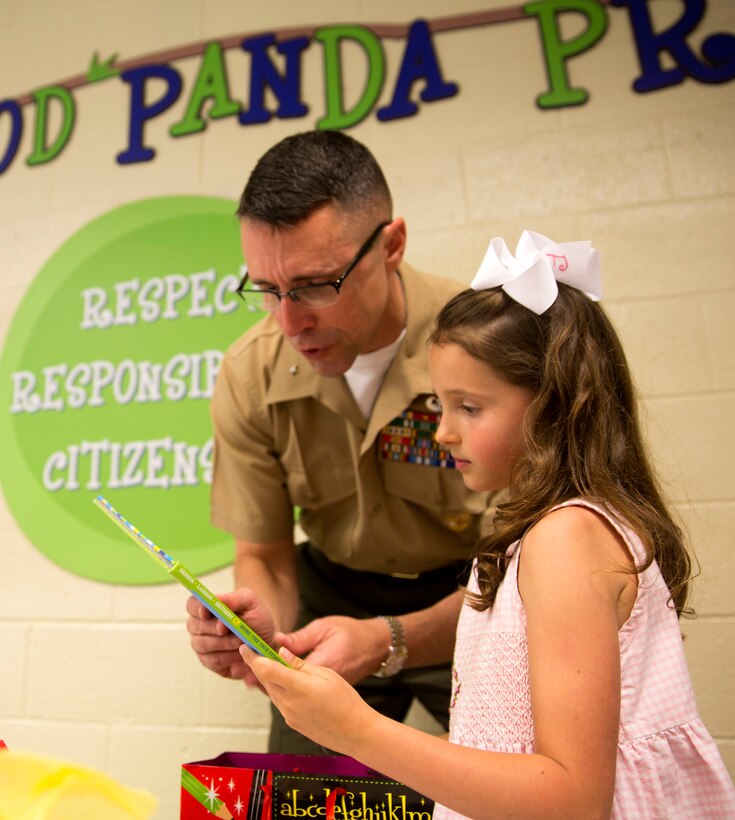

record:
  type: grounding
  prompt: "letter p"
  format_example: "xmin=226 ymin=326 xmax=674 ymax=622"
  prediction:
xmin=525 ymin=0 xmax=609 ymax=108
xmin=117 ymin=64 xmax=183 ymax=164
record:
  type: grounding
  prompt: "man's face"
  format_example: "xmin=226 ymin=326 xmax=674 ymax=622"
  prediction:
xmin=240 ymin=205 xmax=406 ymax=377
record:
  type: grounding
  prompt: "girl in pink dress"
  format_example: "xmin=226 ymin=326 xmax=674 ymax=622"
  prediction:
xmin=242 ymin=232 xmax=735 ymax=818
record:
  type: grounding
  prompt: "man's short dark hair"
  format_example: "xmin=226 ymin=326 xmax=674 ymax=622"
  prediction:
xmin=237 ymin=130 xmax=392 ymax=227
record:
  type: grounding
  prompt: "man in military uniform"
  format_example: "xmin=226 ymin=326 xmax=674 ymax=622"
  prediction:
xmin=187 ymin=130 xmax=495 ymax=754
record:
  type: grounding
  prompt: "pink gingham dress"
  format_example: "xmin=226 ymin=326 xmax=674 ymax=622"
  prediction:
xmin=433 ymin=499 xmax=735 ymax=819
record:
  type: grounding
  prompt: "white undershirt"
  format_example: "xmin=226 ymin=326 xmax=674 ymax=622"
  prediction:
xmin=344 ymin=328 xmax=407 ymax=418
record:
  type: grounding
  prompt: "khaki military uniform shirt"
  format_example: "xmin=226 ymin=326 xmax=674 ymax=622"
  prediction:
xmin=210 ymin=264 xmax=491 ymax=575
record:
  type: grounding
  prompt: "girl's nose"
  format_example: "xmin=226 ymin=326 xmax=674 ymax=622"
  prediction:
xmin=434 ymin=414 xmax=456 ymax=447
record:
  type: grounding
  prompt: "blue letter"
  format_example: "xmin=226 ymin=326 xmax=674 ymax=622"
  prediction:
xmin=377 ymin=19 xmax=458 ymax=121
xmin=612 ymin=0 xmax=735 ymax=92
xmin=117 ymin=64 xmax=183 ymax=164
xmin=0 ymin=100 xmax=22 ymax=175
xmin=239 ymin=34 xmax=309 ymax=124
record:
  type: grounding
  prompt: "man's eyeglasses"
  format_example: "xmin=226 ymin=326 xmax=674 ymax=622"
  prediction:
xmin=236 ymin=221 xmax=390 ymax=311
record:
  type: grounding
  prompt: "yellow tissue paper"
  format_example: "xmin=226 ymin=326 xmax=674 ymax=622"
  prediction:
xmin=0 ymin=749 xmax=158 ymax=820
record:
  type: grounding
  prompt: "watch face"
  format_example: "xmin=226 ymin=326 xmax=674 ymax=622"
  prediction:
xmin=382 ymin=648 xmax=402 ymax=676
xmin=374 ymin=645 xmax=406 ymax=677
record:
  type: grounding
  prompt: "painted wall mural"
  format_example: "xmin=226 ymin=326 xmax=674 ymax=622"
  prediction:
xmin=0 ymin=197 xmax=259 ymax=583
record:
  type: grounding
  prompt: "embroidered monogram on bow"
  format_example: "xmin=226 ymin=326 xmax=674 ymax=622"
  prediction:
xmin=470 ymin=230 xmax=603 ymax=315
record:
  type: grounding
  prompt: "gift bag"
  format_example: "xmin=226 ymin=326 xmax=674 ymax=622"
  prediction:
xmin=181 ymin=752 xmax=433 ymax=819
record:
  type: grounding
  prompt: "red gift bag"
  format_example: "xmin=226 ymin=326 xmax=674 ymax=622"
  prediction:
xmin=181 ymin=752 xmax=433 ymax=819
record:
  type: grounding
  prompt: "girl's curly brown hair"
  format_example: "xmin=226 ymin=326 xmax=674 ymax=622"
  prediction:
xmin=429 ymin=284 xmax=694 ymax=617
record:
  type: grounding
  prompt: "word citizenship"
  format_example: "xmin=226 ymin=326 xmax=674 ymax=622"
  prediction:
xmin=42 ymin=436 xmax=214 ymax=492
xmin=2 ymin=1 xmax=733 ymax=175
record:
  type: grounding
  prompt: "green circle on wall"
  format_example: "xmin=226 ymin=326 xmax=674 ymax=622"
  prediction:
xmin=0 ymin=196 xmax=261 ymax=584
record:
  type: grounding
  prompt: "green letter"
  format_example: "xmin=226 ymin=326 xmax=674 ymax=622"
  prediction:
xmin=170 ymin=41 xmax=240 ymax=136
xmin=315 ymin=25 xmax=385 ymax=129
xmin=26 ymin=85 xmax=75 ymax=166
xmin=525 ymin=0 xmax=608 ymax=108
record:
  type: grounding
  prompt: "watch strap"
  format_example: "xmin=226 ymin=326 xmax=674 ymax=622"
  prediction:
xmin=373 ymin=615 xmax=408 ymax=678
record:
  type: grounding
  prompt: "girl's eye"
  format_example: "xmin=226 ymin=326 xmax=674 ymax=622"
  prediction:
xmin=460 ymin=404 xmax=479 ymax=416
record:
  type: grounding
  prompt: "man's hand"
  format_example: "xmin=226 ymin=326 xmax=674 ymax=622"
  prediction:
xmin=186 ymin=588 xmax=276 ymax=687
xmin=277 ymin=590 xmax=464 ymax=682
xmin=276 ymin=616 xmax=391 ymax=684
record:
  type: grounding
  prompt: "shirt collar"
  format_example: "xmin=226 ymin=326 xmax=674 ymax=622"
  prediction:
xmin=264 ymin=264 xmax=436 ymax=432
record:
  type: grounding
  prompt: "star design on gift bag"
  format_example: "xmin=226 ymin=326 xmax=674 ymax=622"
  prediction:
xmin=205 ymin=778 xmax=221 ymax=810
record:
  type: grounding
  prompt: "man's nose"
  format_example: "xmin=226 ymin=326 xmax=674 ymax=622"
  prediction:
xmin=276 ymin=295 xmax=316 ymax=336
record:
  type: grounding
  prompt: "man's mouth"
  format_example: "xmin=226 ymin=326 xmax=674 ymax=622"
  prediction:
xmin=299 ymin=345 xmax=329 ymax=359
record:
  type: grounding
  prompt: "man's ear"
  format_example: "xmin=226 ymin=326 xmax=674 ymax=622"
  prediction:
xmin=384 ymin=217 xmax=407 ymax=272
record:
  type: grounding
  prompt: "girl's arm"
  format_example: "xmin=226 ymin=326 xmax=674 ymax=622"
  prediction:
xmin=243 ymin=506 xmax=634 ymax=819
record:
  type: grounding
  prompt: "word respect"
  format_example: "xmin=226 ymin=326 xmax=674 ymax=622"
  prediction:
xmin=80 ymin=268 xmax=241 ymax=328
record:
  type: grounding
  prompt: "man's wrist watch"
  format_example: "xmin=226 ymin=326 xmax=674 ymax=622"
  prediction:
xmin=372 ymin=615 xmax=408 ymax=678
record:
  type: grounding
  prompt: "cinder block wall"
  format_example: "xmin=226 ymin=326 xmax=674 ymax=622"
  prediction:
xmin=1 ymin=1 xmax=733 ymax=816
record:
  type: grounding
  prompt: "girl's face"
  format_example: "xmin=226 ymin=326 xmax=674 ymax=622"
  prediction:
xmin=429 ymin=342 xmax=534 ymax=493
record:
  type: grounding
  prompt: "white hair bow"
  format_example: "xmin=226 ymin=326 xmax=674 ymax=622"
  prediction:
xmin=470 ymin=230 xmax=602 ymax=314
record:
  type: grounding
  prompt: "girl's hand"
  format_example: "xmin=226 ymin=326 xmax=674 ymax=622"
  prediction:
xmin=239 ymin=644 xmax=376 ymax=756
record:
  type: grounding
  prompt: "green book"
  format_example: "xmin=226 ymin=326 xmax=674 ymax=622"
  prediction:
xmin=93 ymin=495 xmax=290 ymax=666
